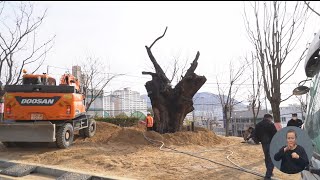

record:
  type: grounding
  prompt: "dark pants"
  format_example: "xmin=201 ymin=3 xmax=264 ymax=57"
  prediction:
xmin=262 ymin=143 xmax=274 ymax=178
xmin=147 ymin=127 xmax=153 ymax=131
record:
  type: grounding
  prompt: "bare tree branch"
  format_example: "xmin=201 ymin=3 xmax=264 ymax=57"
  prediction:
xmin=0 ymin=2 xmax=54 ymax=85
xmin=143 ymin=27 xmax=170 ymax=84
xmin=184 ymin=51 xmax=200 ymax=77
xmin=149 ymin=26 xmax=168 ymax=49
xmin=216 ymin=60 xmax=246 ymax=136
xmin=244 ymin=1 xmax=309 ymax=122
xmin=81 ymin=57 xmax=121 ymax=111
xmin=304 ymin=1 xmax=320 ymax=17
xmin=245 ymin=52 xmax=262 ymax=125
xmin=280 ymin=94 xmax=293 ymax=103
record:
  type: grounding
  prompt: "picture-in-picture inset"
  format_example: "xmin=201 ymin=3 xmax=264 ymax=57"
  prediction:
xmin=270 ymin=126 xmax=313 ymax=174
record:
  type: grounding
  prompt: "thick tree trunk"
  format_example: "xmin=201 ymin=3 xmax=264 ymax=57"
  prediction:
xmin=144 ymin=67 xmax=206 ymax=133
xmin=252 ymin=105 xmax=257 ymax=126
xmin=270 ymin=100 xmax=281 ymax=123
xmin=142 ymin=27 xmax=206 ymax=134
xmin=223 ymin=106 xmax=229 ymax=137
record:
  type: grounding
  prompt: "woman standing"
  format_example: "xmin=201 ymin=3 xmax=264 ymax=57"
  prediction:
xmin=274 ymin=129 xmax=309 ymax=174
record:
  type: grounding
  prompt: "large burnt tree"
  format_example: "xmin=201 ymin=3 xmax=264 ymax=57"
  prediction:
xmin=142 ymin=27 xmax=206 ymax=134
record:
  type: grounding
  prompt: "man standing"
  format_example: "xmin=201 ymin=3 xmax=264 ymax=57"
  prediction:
xmin=254 ymin=114 xmax=277 ymax=180
xmin=287 ymin=113 xmax=303 ymax=128
xmin=145 ymin=112 xmax=154 ymax=131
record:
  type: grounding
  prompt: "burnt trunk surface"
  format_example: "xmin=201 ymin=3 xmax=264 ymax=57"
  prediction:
xmin=142 ymin=27 xmax=206 ymax=133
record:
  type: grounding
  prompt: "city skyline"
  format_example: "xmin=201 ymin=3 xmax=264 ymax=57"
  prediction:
xmin=15 ymin=1 xmax=319 ymax=109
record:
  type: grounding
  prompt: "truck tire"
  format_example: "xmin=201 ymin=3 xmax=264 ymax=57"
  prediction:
xmin=56 ymin=123 xmax=74 ymax=149
xmin=79 ymin=129 xmax=85 ymax=137
xmin=84 ymin=119 xmax=96 ymax=138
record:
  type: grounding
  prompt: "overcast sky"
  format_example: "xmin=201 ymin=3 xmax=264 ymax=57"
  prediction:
xmin=13 ymin=1 xmax=320 ymax=107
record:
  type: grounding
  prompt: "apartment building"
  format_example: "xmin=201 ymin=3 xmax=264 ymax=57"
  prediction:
xmin=104 ymin=88 xmax=147 ymax=117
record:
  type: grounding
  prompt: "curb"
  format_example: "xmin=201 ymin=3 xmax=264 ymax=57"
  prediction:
xmin=0 ymin=160 xmax=122 ymax=180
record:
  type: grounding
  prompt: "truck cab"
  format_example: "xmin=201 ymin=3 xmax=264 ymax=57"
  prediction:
xmin=22 ymin=73 xmax=56 ymax=86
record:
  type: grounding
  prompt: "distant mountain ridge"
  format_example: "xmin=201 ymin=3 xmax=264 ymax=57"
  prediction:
xmin=141 ymin=92 xmax=246 ymax=111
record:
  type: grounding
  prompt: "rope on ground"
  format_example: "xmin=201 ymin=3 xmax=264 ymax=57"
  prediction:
xmin=142 ymin=131 xmax=280 ymax=180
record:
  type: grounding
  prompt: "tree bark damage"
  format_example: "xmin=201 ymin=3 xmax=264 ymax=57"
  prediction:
xmin=142 ymin=27 xmax=207 ymax=133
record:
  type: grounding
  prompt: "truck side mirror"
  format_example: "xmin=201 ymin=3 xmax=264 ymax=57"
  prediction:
xmin=293 ymin=86 xmax=310 ymax=95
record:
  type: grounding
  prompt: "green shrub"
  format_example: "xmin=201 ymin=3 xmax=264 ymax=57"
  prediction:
xmin=95 ymin=117 xmax=140 ymax=127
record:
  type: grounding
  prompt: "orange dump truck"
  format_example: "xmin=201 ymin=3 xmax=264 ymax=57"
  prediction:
xmin=0 ymin=71 xmax=96 ymax=148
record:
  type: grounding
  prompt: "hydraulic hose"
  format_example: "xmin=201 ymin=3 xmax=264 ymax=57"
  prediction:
xmin=142 ymin=132 xmax=280 ymax=180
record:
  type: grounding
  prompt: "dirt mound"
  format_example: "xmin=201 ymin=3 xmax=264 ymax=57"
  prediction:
xmin=76 ymin=121 xmax=122 ymax=144
xmin=163 ymin=130 xmax=222 ymax=146
xmin=76 ymin=121 xmax=222 ymax=147
xmin=108 ymin=127 xmax=149 ymax=145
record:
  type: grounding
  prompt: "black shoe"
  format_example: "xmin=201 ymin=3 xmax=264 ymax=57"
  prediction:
xmin=264 ymin=177 xmax=271 ymax=180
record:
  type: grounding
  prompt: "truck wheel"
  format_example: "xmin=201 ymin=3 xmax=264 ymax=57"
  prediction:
xmin=79 ymin=129 xmax=85 ymax=137
xmin=84 ymin=119 xmax=96 ymax=138
xmin=56 ymin=123 xmax=74 ymax=149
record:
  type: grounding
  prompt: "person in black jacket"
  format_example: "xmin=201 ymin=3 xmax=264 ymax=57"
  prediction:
xmin=245 ymin=127 xmax=259 ymax=144
xmin=287 ymin=113 xmax=303 ymax=128
xmin=254 ymin=114 xmax=277 ymax=180
xmin=274 ymin=129 xmax=309 ymax=174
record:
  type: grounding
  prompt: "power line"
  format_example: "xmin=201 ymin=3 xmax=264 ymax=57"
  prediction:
xmin=103 ymin=109 xmax=148 ymax=111
xmin=46 ymin=65 xmax=301 ymax=85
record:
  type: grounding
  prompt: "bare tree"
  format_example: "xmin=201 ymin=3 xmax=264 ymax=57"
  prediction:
xmin=168 ymin=54 xmax=189 ymax=84
xmin=0 ymin=2 xmax=55 ymax=85
xmin=217 ymin=61 xmax=246 ymax=137
xmin=81 ymin=57 xmax=120 ymax=111
xmin=304 ymin=1 xmax=320 ymax=17
xmin=142 ymin=27 xmax=207 ymax=133
xmin=296 ymin=95 xmax=307 ymax=120
xmin=244 ymin=1 xmax=309 ymax=123
xmin=245 ymin=53 xmax=262 ymax=126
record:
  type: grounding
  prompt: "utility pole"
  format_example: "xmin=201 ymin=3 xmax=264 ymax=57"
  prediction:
xmin=191 ymin=97 xmax=196 ymax=131
xmin=110 ymin=91 xmax=112 ymax=117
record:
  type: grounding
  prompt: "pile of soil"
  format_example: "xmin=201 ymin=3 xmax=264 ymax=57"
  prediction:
xmin=76 ymin=121 xmax=122 ymax=144
xmin=77 ymin=121 xmax=222 ymax=147
xmin=163 ymin=130 xmax=222 ymax=146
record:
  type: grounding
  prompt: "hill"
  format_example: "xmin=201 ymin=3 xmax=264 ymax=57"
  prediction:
xmin=141 ymin=92 xmax=246 ymax=111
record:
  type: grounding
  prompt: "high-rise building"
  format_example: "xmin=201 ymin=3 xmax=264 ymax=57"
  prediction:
xmin=72 ymin=66 xmax=81 ymax=83
xmin=104 ymin=87 xmax=147 ymax=117
xmin=103 ymin=95 xmax=115 ymax=117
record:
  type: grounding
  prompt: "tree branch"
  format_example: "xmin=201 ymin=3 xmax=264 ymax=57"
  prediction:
xmin=304 ymin=1 xmax=320 ymax=17
xmin=281 ymin=94 xmax=293 ymax=102
xmin=184 ymin=51 xmax=200 ymax=77
xmin=149 ymin=26 xmax=168 ymax=49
